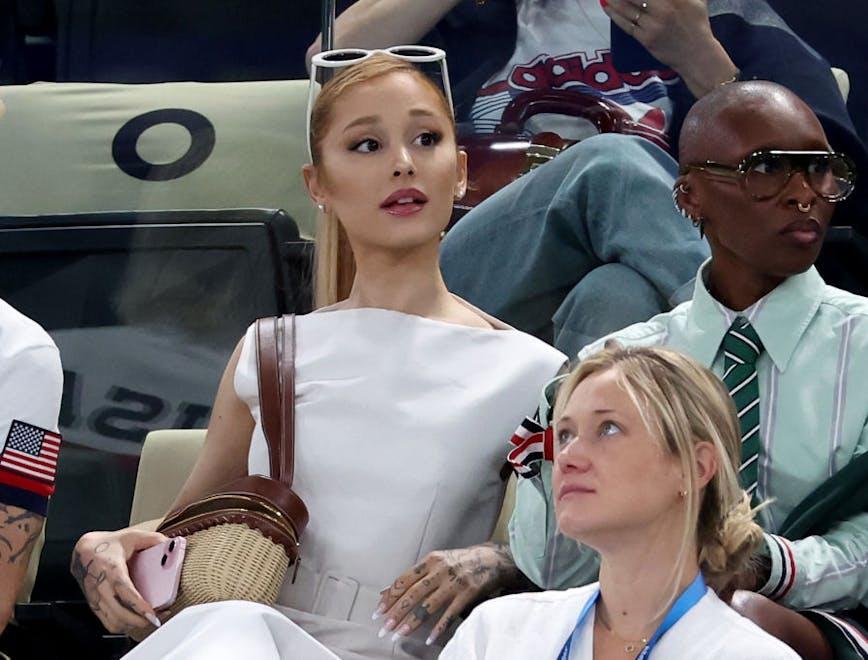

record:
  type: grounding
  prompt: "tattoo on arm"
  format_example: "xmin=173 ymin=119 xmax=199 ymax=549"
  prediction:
xmin=0 ymin=507 xmax=43 ymax=565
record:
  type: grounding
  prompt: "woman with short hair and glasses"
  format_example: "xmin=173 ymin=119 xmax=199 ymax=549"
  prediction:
xmin=71 ymin=49 xmax=565 ymax=659
xmin=510 ymin=80 xmax=866 ymax=659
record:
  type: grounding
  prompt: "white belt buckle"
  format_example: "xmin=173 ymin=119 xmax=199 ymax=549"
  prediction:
xmin=311 ymin=572 xmax=360 ymax=621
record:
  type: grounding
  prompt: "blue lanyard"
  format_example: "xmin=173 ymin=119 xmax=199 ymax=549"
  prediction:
xmin=556 ymin=573 xmax=706 ymax=660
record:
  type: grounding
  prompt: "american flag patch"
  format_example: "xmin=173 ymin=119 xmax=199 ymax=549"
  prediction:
xmin=507 ymin=417 xmax=554 ymax=478
xmin=0 ymin=420 xmax=62 ymax=497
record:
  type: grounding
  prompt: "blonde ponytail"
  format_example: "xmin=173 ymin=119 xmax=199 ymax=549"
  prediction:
xmin=314 ymin=208 xmax=356 ymax=308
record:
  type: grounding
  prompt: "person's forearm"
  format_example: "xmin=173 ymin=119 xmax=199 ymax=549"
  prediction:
xmin=759 ymin=519 xmax=868 ymax=610
xmin=672 ymin=37 xmax=738 ymax=99
xmin=0 ymin=505 xmax=45 ymax=634
xmin=307 ymin=0 xmax=462 ymax=64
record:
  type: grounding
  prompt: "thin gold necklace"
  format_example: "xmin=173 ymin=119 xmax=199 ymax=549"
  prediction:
xmin=596 ymin=606 xmax=649 ymax=656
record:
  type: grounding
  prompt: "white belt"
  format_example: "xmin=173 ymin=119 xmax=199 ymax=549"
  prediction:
xmin=278 ymin=561 xmax=383 ymax=628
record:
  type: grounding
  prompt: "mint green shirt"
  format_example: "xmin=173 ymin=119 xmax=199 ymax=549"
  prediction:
xmin=510 ymin=261 xmax=868 ymax=611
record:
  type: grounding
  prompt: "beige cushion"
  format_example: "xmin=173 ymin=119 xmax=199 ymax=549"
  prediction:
xmin=490 ymin=474 xmax=516 ymax=545
xmin=0 ymin=80 xmax=316 ymax=238
xmin=129 ymin=429 xmax=206 ymax=526
xmin=129 ymin=430 xmax=517 ymax=545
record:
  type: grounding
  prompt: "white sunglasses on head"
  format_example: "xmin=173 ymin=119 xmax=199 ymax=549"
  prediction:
xmin=306 ymin=45 xmax=453 ymax=159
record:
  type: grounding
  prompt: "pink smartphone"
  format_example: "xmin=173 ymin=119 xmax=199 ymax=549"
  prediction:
xmin=128 ymin=537 xmax=187 ymax=610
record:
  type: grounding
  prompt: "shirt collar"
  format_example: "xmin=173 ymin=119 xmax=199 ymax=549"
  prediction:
xmin=687 ymin=259 xmax=826 ymax=372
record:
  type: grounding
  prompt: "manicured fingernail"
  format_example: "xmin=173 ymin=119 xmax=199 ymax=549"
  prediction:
xmin=372 ymin=603 xmax=386 ymax=621
xmin=426 ymin=635 xmax=436 ymax=647
xmin=377 ymin=619 xmax=395 ymax=639
xmin=145 ymin=613 xmax=161 ymax=628
xmin=391 ymin=624 xmax=411 ymax=641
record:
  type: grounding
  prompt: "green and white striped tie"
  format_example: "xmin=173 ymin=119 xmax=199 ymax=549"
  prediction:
xmin=722 ymin=317 xmax=764 ymax=499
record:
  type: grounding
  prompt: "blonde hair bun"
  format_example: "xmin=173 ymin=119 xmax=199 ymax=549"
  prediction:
xmin=700 ymin=492 xmax=765 ymax=594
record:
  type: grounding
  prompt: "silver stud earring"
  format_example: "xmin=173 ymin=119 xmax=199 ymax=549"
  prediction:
xmin=317 ymin=203 xmax=326 ymax=213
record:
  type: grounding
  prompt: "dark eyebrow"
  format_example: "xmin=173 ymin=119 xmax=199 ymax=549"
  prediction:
xmin=592 ymin=409 xmax=615 ymax=414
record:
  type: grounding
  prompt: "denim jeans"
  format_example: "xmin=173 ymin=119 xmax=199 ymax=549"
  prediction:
xmin=440 ymin=133 xmax=709 ymax=358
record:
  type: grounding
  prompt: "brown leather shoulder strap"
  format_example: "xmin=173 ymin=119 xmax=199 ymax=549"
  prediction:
xmin=255 ymin=315 xmax=297 ymax=485
xmin=280 ymin=314 xmax=297 ymax=485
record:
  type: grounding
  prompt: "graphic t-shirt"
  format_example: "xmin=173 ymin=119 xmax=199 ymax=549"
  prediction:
xmin=468 ymin=0 xmax=679 ymax=148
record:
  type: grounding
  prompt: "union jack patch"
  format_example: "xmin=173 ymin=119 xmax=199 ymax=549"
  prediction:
xmin=507 ymin=417 xmax=554 ymax=478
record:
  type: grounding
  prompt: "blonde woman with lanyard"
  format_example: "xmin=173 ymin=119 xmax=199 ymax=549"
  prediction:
xmin=71 ymin=48 xmax=565 ymax=660
xmin=441 ymin=345 xmax=797 ymax=658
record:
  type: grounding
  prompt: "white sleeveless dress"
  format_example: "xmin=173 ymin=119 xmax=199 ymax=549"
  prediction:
xmin=124 ymin=307 xmax=565 ymax=660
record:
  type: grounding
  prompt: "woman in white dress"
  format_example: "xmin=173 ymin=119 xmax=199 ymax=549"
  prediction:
xmin=440 ymin=345 xmax=800 ymax=659
xmin=70 ymin=52 xmax=565 ymax=659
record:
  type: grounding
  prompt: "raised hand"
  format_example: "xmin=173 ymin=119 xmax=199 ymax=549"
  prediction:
xmin=603 ymin=0 xmax=738 ymax=97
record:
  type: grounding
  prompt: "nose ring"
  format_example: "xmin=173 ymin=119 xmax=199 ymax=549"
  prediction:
xmin=797 ymin=201 xmax=812 ymax=213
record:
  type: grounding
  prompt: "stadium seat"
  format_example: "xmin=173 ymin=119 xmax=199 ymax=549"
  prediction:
xmin=0 ymin=80 xmax=316 ymax=239
xmin=129 ymin=430 xmax=206 ymax=526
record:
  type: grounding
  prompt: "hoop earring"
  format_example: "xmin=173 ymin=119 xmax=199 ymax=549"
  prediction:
xmin=672 ymin=184 xmax=691 ymax=219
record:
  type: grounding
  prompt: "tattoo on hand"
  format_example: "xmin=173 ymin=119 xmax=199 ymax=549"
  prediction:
xmin=71 ymin=549 xmax=105 ymax=613
xmin=118 ymin=595 xmax=141 ymax=615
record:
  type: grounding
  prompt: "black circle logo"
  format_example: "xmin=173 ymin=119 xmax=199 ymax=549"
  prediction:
xmin=112 ymin=109 xmax=216 ymax=181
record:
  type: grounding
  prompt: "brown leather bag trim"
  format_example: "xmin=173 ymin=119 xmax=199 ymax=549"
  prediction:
xmin=160 ymin=475 xmax=309 ymax=538
xmin=161 ymin=511 xmax=299 ymax=561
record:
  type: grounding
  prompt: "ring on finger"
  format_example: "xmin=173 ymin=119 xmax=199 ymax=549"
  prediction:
xmin=632 ymin=10 xmax=642 ymax=26
xmin=640 ymin=0 xmax=649 ymax=11
xmin=412 ymin=603 xmax=431 ymax=622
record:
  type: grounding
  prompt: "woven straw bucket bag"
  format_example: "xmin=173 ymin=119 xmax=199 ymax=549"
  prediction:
xmin=156 ymin=315 xmax=308 ymax=618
